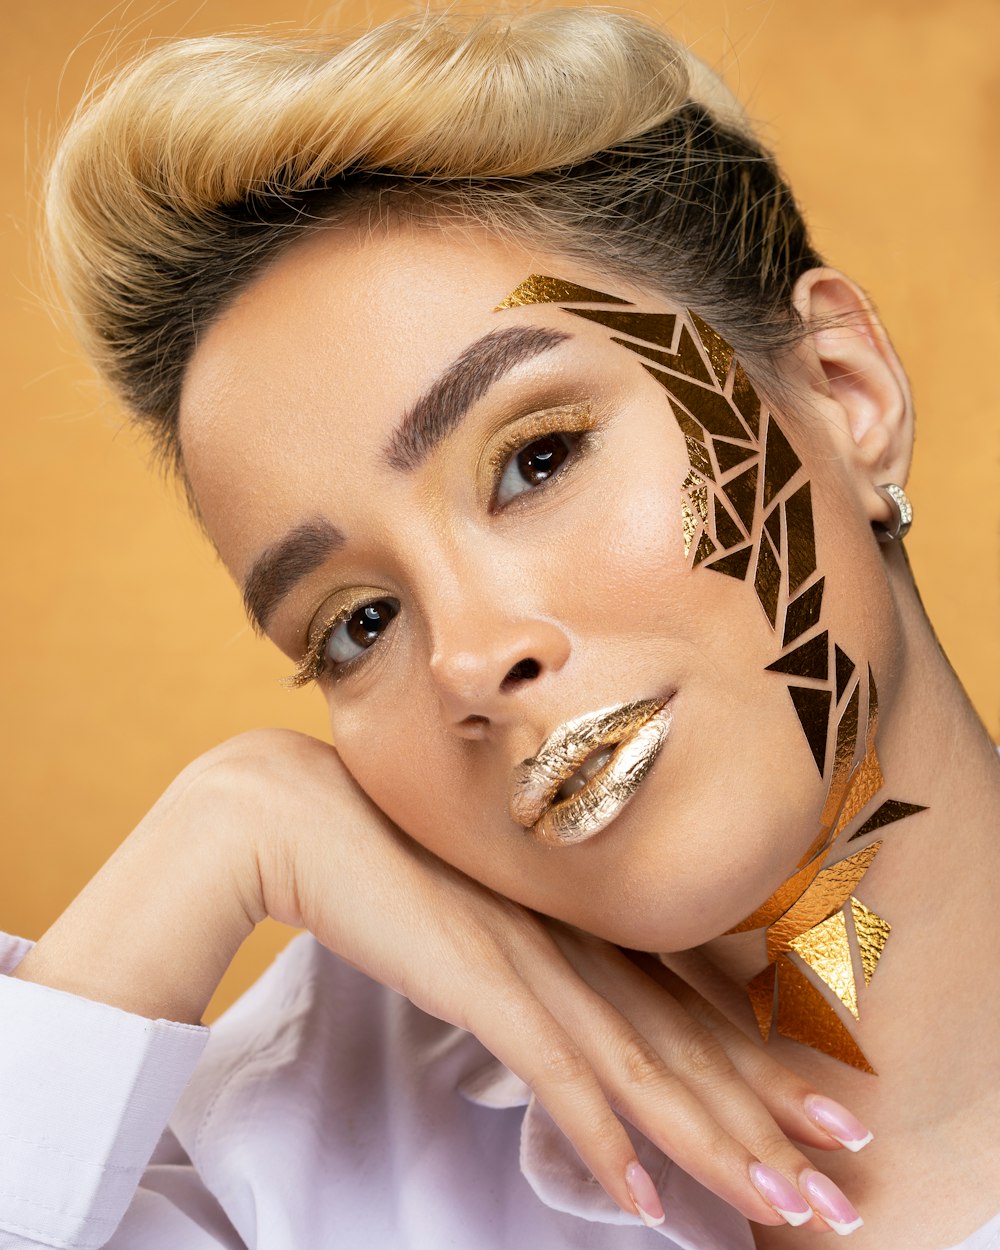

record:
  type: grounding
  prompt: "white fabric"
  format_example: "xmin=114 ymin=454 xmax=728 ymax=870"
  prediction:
xmin=0 ymin=927 xmax=997 ymax=1250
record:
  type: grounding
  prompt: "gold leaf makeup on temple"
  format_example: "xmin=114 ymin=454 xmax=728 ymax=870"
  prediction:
xmin=495 ymin=273 xmax=928 ymax=1073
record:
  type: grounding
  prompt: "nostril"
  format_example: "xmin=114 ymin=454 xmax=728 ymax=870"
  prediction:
xmin=502 ymin=657 xmax=541 ymax=690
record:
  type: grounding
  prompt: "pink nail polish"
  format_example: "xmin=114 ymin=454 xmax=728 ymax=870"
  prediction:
xmin=749 ymin=1163 xmax=813 ymax=1226
xmin=805 ymin=1094 xmax=874 ymax=1152
xmin=625 ymin=1160 xmax=665 ymax=1227
xmin=801 ymin=1169 xmax=864 ymax=1235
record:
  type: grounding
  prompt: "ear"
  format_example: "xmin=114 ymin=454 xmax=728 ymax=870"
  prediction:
xmin=791 ymin=267 xmax=914 ymax=530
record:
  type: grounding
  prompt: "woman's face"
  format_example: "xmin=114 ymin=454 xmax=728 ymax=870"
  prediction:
xmin=179 ymin=219 xmax=894 ymax=951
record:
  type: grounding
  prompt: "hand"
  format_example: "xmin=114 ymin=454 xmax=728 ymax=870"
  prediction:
xmin=225 ymin=728 xmax=863 ymax=1232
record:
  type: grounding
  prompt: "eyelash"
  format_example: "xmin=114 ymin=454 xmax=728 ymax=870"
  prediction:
xmin=283 ymin=410 xmax=602 ymax=690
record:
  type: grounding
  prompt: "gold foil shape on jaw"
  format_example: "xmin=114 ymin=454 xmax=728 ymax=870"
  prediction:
xmin=783 ymin=577 xmax=824 ymax=648
xmin=767 ymin=840 xmax=883 ymax=959
xmin=746 ymin=963 xmax=777 ymax=1040
xmin=849 ymin=798 xmax=928 ymax=841
xmin=568 ymin=307 xmax=677 ymax=349
xmin=775 ymin=957 xmax=876 ymax=1073
xmin=865 ymin=664 xmax=879 ymax=754
xmin=850 ymin=896 xmax=891 ymax=985
xmin=725 ymin=852 xmax=827 ymax=935
xmin=787 ymin=685 xmax=832 ymax=775
xmin=762 ymin=415 xmax=802 ymax=508
xmin=765 ymin=631 xmax=830 ymax=681
xmin=833 ymin=745 xmax=885 ymax=839
xmin=754 ymin=531 xmax=782 ymax=627
xmin=690 ymin=311 xmax=735 ymax=385
xmin=790 ymin=909 xmax=859 ymax=1019
xmin=784 ymin=482 xmax=816 ymax=594
xmin=494 ymin=275 xmax=632 ymax=310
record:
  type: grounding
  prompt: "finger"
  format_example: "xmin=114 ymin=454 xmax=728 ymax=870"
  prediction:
xmin=621 ymin=949 xmax=873 ymax=1153
xmin=526 ymin=932 xmax=861 ymax=1229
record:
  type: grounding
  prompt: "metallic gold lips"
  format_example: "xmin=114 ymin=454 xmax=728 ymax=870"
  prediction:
xmin=509 ymin=697 xmax=674 ymax=846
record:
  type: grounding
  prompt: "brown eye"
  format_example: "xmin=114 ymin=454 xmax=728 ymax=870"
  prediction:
xmin=326 ymin=599 xmax=399 ymax=666
xmin=496 ymin=432 xmax=574 ymax=505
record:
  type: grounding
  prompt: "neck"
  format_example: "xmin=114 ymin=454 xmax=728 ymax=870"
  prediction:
xmin=667 ymin=555 xmax=1000 ymax=1151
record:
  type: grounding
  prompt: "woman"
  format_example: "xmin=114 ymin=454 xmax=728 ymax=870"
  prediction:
xmin=1 ymin=7 xmax=997 ymax=1249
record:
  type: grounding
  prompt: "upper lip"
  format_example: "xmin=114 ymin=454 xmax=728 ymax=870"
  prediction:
xmin=508 ymin=697 xmax=669 ymax=828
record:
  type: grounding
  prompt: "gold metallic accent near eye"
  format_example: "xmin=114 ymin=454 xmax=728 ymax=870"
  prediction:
xmin=790 ymin=909 xmax=859 ymax=1019
xmin=767 ymin=841 xmax=883 ymax=959
xmin=568 ymin=307 xmax=677 ymax=348
xmin=493 ymin=274 xmax=631 ymax=310
xmin=610 ymin=324 xmax=713 ymax=385
xmin=775 ymin=958 xmax=876 ymax=1074
xmin=850 ymin=896 xmax=891 ymax=985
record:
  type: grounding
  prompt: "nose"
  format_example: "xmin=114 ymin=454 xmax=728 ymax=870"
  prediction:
xmin=428 ymin=615 xmax=571 ymax=730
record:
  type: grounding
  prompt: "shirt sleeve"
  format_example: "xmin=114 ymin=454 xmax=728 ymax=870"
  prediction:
xmin=0 ymin=931 xmax=243 ymax=1250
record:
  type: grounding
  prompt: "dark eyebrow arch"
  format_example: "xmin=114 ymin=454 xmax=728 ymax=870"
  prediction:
xmin=242 ymin=516 xmax=345 ymax=636
xmin=242 ymin=325 xmax=571 ymax=637
xmin=382 ymin=324 xmax=573 ymax=471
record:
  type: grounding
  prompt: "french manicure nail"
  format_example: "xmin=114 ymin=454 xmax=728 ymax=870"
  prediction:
xmin=805 ymin=1094 xmax=874 ymax=1152
xmin=749 ymin=1162 xmax=813 ymax=1227
xmin=801 ymin=1169 xmax=864 ymax=1235
xmin=625 ymin=1160 xmax=665 ymax=1227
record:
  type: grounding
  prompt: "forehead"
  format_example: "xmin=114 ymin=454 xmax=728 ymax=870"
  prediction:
xmin=178 ymin=221 xmax=658 ymax=566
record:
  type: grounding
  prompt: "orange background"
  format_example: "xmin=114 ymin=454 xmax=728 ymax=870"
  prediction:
xmin=2 ymin=0 xmax=996 ymax=1024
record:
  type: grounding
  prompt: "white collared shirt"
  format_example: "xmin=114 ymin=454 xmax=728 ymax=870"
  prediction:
xmin=0 ymin=928 xmax=997 ymax=1250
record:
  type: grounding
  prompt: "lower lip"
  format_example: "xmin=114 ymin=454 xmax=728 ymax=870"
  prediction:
xmin=530 ymin=699 xmax=674 ymax=846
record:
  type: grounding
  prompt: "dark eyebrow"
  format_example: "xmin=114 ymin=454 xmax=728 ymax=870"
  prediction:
xmin=242 ymin=325 xmax=570 ymax=636
xmin=242 ymin=516 xmax=345 ymax=636
xmin=382 ymin=324 xmax=572 ymax=471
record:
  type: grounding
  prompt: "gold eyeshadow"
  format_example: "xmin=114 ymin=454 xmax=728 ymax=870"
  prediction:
xmin=282 ymin=587 xmax=390 ymax=690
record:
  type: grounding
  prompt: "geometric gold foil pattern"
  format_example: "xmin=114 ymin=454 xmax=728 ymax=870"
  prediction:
xmin=494 ymin=275 xmax=929 ymax=1074
xmin=849 ymin=895 xmax=891 ymax=985
xmin=789 ymin=909 xmax=859 ymax=1018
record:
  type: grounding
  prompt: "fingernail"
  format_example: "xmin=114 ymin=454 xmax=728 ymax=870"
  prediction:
xmin=625 ymin=1160 xmax=665 ymax=1227
xmin=801 ymin=1169 xmax=864 ymax=1235
xmin=749 ymin=1162 xmax=813 ymax=1227
xmin=805 ymin=1094 xmax=874 ymax=1152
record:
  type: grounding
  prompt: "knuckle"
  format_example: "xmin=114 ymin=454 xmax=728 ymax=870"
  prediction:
xmin=672 ymin=1029 xmax=735 ymax=1084
xmin=618 ymin=1035 xmax=668 ymax=1089
xmin=535 ymin=1040 xmax=592 ymax=1088
xmin=749 ymin=1127 xmax=796 ymax=1161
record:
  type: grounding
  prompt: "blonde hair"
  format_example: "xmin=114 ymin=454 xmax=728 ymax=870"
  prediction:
xmin=45 ymin=7 xmax=822 ymax=497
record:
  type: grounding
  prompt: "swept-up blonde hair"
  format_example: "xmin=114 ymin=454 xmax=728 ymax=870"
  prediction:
xmin=45 ymin=6 xmax=822 ymax=502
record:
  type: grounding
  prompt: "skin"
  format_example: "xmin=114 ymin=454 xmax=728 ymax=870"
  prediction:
xmin=179 ymin=217 xmax=1000 ymax=1246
